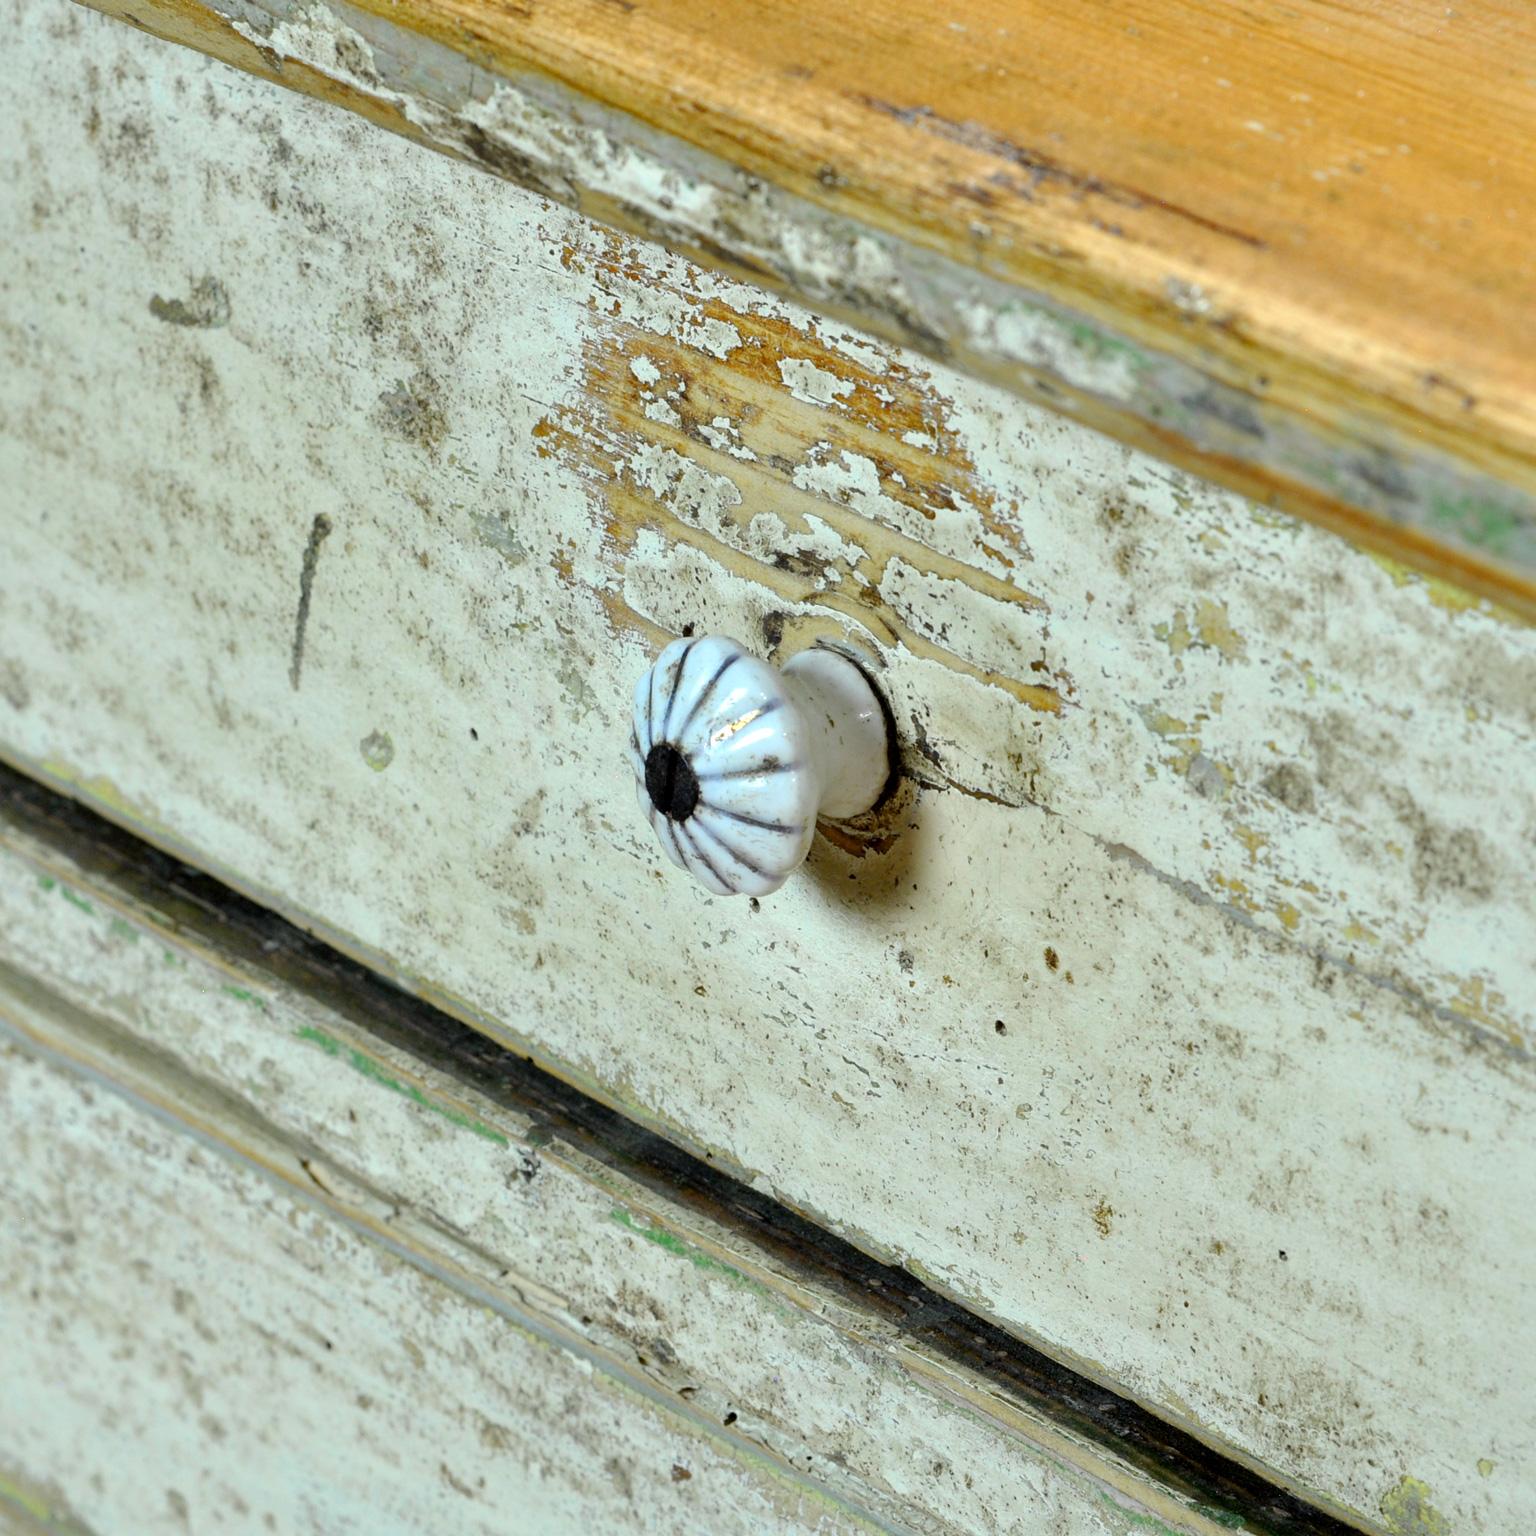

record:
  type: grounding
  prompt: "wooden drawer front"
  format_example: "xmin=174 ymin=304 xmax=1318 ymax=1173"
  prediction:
xmin=5 ymin=779 xmax=1241 ymax=1536
xmin=4 ymin=7 xmax=1534 ymax=1532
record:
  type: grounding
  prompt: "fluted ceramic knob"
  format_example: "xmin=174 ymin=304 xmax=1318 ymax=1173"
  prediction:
xmin=630 ymin=635 xmax=894 ymax=896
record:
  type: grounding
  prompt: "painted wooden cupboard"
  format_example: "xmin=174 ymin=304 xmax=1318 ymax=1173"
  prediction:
xmin=2 ymin=2 xmax=1532 ymax=1532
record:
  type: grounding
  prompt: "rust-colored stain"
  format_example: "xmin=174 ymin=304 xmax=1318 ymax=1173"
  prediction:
xmin=539 ymin=234 xmax=1063 ymax=714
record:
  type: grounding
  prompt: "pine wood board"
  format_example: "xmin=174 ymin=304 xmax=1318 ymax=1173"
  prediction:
xmin=73 ymin=0 xmax=1536 ymax=616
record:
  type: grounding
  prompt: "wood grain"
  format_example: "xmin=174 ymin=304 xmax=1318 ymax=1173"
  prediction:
xmin=4 ymin=9 xmax=1534 ymax=1533
xmin=78 ymin=0 xmax=1536 ymax=614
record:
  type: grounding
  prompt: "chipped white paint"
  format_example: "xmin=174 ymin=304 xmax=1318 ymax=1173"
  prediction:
xmin=4 ymin=1047 xmax=880 ymax=1536
xmin=0 ymin=799 xmax=1238 ymax=1536
xmin=778 ymin=357 xmax=858 ymax=407
xmin=90 ymin=0 xmax=1536 ymax=581
xmin=2 ymin=8 xmax=1534 ymax=1535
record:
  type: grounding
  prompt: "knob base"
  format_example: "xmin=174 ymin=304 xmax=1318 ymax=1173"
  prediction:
xmin=781 ymin=648 xmax=895 ymax=821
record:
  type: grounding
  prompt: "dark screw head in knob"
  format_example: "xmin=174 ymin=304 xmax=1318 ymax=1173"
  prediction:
xmin=645 ymin=742 xmax=701 ymax=822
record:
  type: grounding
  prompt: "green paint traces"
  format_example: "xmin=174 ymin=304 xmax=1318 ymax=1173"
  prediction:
xmin=223 ymin=984 xmax=267 ymax=1011
xmin=0 ymin=1467 xmax=97 ymax=1536
xmin=1429 ymin=492 xmax=1523 ymax=557
xmin=0 ymin=1471 xmax=51 ymax=1521
xmin=30 ymin=867 xmax=96 ymax=914
xmin=1063 ymin=316 xmax=1150 ymax=371
xmin=608 ymin=1208 xmax=772 ymax=1300
xmin=37 ymin=759 xmax=169 ymax=838
xmin=1097 ymin=1501 xmax=1181 ymax=1535
xmin=1191 ymin=1505 xmax=1248 ymax=1531
xmin=294 ymin=1025 xmax=507 ymax=1145
xmin=1093 ymin=1491 xmax=1217 ymax=1536
xmin=1380 ymin=1475 xmax=1449 ymax=1536
xmin=108 ymin=916 xmax=139 ymax=943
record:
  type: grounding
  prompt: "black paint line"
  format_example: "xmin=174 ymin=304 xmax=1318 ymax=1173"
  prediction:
xmin=659 ymin=636 xmax=699 ymax=744
xmin=691 ymin=810 xmax=770 ymax=881
xmin=0 ymin=762 xmax=1367 ymax=1536
xmin=288 ymin=512 xmax=334 ymax=691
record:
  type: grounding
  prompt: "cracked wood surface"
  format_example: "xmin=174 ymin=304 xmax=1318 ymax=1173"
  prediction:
xmin=0 ymin=778 xmax=1263 ymax=1536
xmin=3 ymin=7 xmax=1535 ymax=1533
xmin=74 ymin=0 xmax=1536 ymax=617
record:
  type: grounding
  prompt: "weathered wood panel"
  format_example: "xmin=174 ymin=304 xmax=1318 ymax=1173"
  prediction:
xmin=78 ymin=0 xmax=1536 ymax=611
xmin=4 ymin=1067 xmax=891 ymax=1536
xmin=0 ymin=775 xmax=1262 ymax=1536
xmin=3 ymin=8 xmax=1534 ymax=1532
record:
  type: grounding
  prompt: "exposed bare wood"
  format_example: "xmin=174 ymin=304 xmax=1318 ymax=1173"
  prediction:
xmin=77 ymin=0 xmax=1536 ymax=614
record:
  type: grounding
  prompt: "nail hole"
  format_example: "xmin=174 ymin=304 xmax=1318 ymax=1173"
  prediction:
xmin=994 ymin=1020 xmax=1007 ymax=1035
xmin=469 ymin=727 xmax=479 ymax=741
xmin=723 ymin=1411 xmax=738 ymax=1426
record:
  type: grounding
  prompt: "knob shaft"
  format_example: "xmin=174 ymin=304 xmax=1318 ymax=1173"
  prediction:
xmin=630 ymin=635 xmax=893 ymax=896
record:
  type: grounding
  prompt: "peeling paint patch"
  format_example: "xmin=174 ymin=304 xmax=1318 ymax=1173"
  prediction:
xmin=375 ymin=371 xmax=447 ymax=451
xmin=148 ymin=274 xmax=230 ymax=327
xmin=1380 ymin=1475 xmax=1449 ymax=1536
xmin=359 ymin=730 xmax=394 ymax=771
xmin=537 ymin=242 xmax=1062 ymax=714
xmin=469 ymin=509 xmax=529 ymax=566
xmin=778 ymin=356 xmax=856 ymax=405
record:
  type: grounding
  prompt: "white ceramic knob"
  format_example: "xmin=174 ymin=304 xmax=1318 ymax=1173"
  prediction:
xmin=630 ymin=635 xmax=894 ymax=897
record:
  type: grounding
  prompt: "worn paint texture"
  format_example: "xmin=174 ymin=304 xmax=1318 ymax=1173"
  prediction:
xmin=0 ymin=1060 xmax=888 ymax=1536
xmin=1 ymin=8 xmax=1534 ymax=1533
xmin=73 ymin=0 xmax=1536 ymax=611
xmin=0 ymin=809 xmax=1238 ymax=1536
